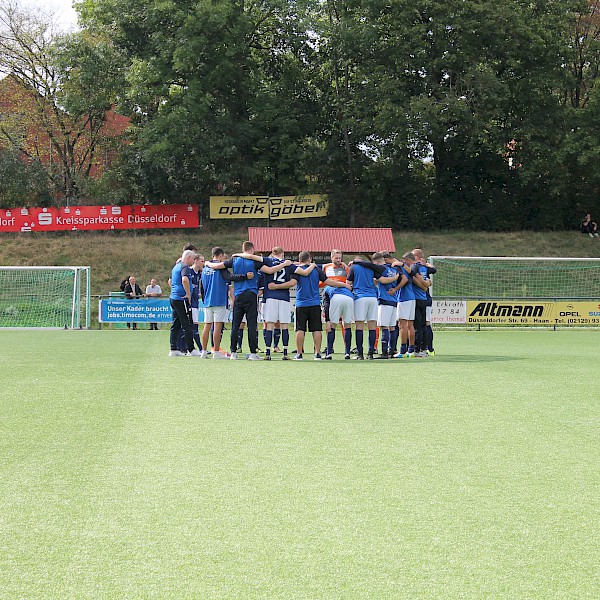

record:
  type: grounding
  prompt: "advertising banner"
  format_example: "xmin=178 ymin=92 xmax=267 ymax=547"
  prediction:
xmin=0 ymin=204 xmax=198 ymax=232
xmin=210 ymin=195 xmax=328 ymax=220
xmin=269 ymin=195 xmax=329 ymax=220
xmin=551 ymin=302 xmax=600 ymax=325
xmin=99 ymin=298 xmax=175 ymax=323
xmin=210 ymin=196 xmax=269 ymax=219
xmin=431 ymin=300 xmax=467 ymax=324
xmin=430 ymin=300 xmax=600 ymax=325
xmin=466 ymin=300 xmax=600 ymax=325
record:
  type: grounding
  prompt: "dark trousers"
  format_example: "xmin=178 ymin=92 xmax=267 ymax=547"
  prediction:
xmin=170 ymin=299 xmax=194 ymax=352
xmin=230 ymin=291 xmax=259 ymax=353
xmin=414 ymin=299 xmax=428 ymax=352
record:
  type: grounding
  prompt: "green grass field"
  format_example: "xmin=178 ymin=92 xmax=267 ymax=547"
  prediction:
xmin=1 ymin=329 xmax=598 ymax=598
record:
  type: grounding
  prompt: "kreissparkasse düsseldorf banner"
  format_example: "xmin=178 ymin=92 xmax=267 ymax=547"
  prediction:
xmin=0 ymin=204 xmax=199 ymax=232
xmin=209 ymin=195 xmax=328 ymax=220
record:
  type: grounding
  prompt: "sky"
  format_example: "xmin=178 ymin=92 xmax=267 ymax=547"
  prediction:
xmin=23 ymin=0 xmax=79 ymax=31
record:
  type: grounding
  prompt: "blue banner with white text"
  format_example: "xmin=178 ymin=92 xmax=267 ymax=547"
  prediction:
xmin=99 ymin=298 xmax=204 ymax=323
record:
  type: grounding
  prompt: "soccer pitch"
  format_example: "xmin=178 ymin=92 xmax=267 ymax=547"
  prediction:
xmin=1 ymin=330 xmax=598 ymax=598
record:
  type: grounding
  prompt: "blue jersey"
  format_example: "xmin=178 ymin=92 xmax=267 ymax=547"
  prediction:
xmin=170 ymin=262 xmax=192 ymax=300
xmin=387 ymin=264 xmax=403 ymax=302
xmin=324 ymin=285 xmax=353 ymax=299
xmin=190 ymin=269 xmax=201 ymax=308
xmin=293 ymin=266 xmax=327 ymax=307
xmin=377 ymin=266 xmax=398 ymax=306
xmin=414 ymin=263 xmax=435 ymax=301
xmin=262 ymin=260 xmax=297 ymax=301
xmin=201 ymin=261 xmax=231 ymax=307
xmin=398 ymin=263 xmax=415 ymax=302
xmin=225 ymin=256 xmax=278 ymax=297
xmin=257 ymin=271 xmax=267 ymax=303
xmin=348 ymin=262 xmax=384 ymax=299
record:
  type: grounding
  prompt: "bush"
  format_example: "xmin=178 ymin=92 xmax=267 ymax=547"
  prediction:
xmin=0 ymin=150 xmax=52 ymax=208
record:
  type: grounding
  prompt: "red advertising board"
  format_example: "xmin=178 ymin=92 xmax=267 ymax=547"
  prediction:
xmin=0 ymin=204 xmax=199 ymax=232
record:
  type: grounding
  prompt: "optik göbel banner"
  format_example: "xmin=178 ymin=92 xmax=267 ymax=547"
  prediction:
xmin=209 ymin=195 xmax=328 ymax=219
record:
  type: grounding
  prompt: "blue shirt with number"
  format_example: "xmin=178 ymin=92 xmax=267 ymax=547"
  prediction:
xmin=262 ymin=259 xmax=296 ymax=301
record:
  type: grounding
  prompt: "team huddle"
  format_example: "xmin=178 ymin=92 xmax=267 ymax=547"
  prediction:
xmin=169 ymin=241 xmax=436 ymax=361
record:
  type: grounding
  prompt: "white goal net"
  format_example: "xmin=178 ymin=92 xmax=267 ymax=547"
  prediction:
xmin=428 ymin=256 xmax=600 ymax=299
xmin=0 ymin=266 xmax=91 ymax=329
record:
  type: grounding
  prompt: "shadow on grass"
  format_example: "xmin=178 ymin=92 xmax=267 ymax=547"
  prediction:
xmin=414 ymin=355 xmax=524 ymax=363
xmin=278 ymin=355 xmax=525 ymax=363
xmin=322 ymin=355 xmax=525 ymax=364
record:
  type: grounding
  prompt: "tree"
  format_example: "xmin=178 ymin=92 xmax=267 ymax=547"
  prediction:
xmin=0 ymin=146 xmax=51 ymax=207
xmin=567 ymin=0 xmax=600 ymax=109
xmin=0 ymin=0 xmax=124 ymax=202
xmin=555 ymin=0 xmax=600 ymax=219
xmin=75 ymin=0 xmax=600 ymax=229
xmin=76 ymin=0 xmax=325 ymax=205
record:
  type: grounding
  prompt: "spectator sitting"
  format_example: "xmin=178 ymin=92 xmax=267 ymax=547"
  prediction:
xmin=145 ymin=278 xmax=163 ymax=330
xmin=124 ymin=276 xmax=144 ymax=330
xmin=581 ymin=213 xmax=599 ymax=238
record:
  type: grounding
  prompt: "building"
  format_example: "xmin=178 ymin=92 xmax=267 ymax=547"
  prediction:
xmin=0 ymin=74 xmax=129 ymax=193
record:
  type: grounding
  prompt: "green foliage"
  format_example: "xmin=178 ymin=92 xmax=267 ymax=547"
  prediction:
xmin=0 ymin=149 xmax=52 ymax=208
xmin=75 ymin=0 xmax=323 ymax=204
xmin=0 ymin=3 xmax=128 ymax=202
xmin=52 ymin=32 xmax=124 ymax=119
xmin=66 ymin=0 xmax=600 ymax=229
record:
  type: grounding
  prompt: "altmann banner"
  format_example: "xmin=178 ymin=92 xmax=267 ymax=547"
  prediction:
xmin=210 ymin=195 xmax=328 ymax=220
xmin=0 ymin=204 xmax=199 ymax=232
xmin=466 ymin=301 xmax=600 ymax=325
xmin=430 ymin=300 xmax=600 ymax=325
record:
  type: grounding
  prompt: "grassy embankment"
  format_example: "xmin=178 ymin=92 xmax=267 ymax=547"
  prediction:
xmin=1 ymin=229 xmax=599 ymax=296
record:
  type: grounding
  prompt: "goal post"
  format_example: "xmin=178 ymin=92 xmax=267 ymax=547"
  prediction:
xmin=427 ymin=257 xmax=600 ymax=326
xmin=0 ymin=266 xmax=91 ymax=329
xmin=427 ymin=256 xmax=600 ymax=300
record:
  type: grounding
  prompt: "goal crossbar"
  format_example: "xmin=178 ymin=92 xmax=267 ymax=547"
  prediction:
xmin=430 ymin=256 xmax=600 ymax=262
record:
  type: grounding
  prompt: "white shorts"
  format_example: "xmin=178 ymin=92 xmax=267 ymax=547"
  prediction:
xmin=378 ymin=304 xmax=398 ymax=328
xmin=426 ymin=305 xmax=432 ymax=322
xmin=204 ymin=306 xmax=228 ymax=323
xmin=397 ymin=300 xmax=416 ymax=321
xmin=329 ymin=294 xmax=354 ymax=325
xmin=354 ymin=297 xmax=378 ymax=322
xmin=191 ymin=307 xmax=200 ymax=324
xmin=263 ymin=298 xmax=292 ymax=324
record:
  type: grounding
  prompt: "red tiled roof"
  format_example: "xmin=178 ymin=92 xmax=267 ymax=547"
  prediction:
xmin=248 ymin=227 xmax=395 ymax=253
